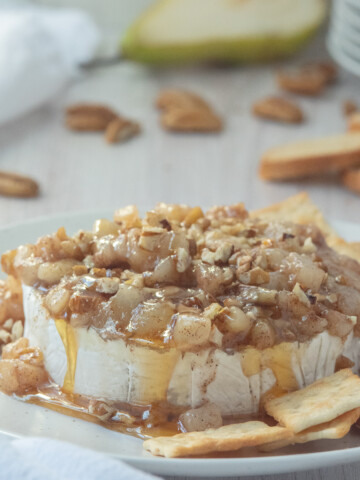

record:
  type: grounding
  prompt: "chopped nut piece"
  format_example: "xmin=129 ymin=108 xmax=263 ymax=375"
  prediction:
xmin=113 ymin=205 xmax=141 ymax=228
xmin=72 ymin=265 xmax=88 ymax=276
xmin=89 ymin=400 xmax=117 ymax=421
xmin=11 ymin=320 xmax=23 ymax=342
xmin=56 ymin=227 xmax=67 ymax=241
xmin=0 ymin=329 xmax=11 ymax=344
xmin=69 ymin=292 xmax=102 ymax=314
xmin=93 ymin=219 xmax=120 ymax=237
xmin=139 ymin=228 xmax=165 ymax=251
xmin=201 ymin=248 xmax=215 ymax=265
xmin=292 ymin=283 xmax=311 ymax=306
xmin=105 ymin=118 xmax=140 ymax=144
xmin=90 ymin=267 xmax=107 ymax=277
xmin=303 ymin=237 xmax=316 ymax=253
xmin=239 ymin=267 xmax=269 ymax=285
xmin=176 ymin=247 xmax=191 ymax=273
xmin=0 ymin=338 xmax=48 ymax=395
xmin=214 ymin=243 xmax=233 ymax=264
xmin=183 ymin=207 xmax=204 ymax=227
xmin=95 ymin=277 xmax=120 ymax=294
xmin=45 ymin=287 xmax=71 ymax=316
xmin=252 ymin=96 xmax=304 ymax=123
xmin=203 ymin=303 xmax=223 ymax=321
xmin=3 ymin=318 xmax=14 ymax=330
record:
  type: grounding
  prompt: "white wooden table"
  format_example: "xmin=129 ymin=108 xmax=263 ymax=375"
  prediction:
xmin=1 ymin=32 xmax=360 ymax=479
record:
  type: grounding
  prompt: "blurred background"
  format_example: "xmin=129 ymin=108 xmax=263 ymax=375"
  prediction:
xmin=0 ymin=0 xmax=359 ymax=229
xmin=32 ymin=0 xmax=154 ymax=57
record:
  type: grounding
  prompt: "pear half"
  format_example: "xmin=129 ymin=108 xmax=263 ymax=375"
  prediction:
xmin=122 ymin=0 xmax=326 ymax=64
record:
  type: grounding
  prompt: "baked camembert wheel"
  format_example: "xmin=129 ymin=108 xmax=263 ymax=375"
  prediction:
xmin=1 ymin=198 xmax=360 ymax=441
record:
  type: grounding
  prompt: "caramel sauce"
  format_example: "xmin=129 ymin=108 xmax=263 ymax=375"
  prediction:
xmin=54 ymin=319 xmax=78 ymax=393
xmin=18 ymin=383 xmax=271 ymax=444
xmin=17 ymin=384 xmax=181 ymax=440
xmin=263 ymin=343 xmax=299 ymax=391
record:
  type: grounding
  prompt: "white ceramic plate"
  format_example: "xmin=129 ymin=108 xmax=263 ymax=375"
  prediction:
xmin=1 ymin=212 xmax=360 ymax=478
xmin=327 ymin=36 xmax=360 ymax=77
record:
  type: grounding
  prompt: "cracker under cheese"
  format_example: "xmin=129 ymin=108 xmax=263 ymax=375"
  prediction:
xmin=252 ymin=192 xmax=360 ymax=262
xmin=264 ymin=369 xmax=360 ymax=433
xmin=250 ymin=192 xmax=337 ymax=241
xmin=143 ymin=422 xmax=291 ymax=458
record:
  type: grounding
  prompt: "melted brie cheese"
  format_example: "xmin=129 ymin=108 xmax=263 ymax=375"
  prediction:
xmin=23 ymin=285 xmax=349 ymax=415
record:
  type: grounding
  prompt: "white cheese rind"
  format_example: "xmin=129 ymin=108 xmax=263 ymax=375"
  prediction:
xmin=23 ymin=285 xmax=67 ymax=386
xmin=23 ymin=285 xmax=353 ymax=415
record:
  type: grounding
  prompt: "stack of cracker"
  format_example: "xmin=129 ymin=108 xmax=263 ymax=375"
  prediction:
xmin=144 ymin=369 xmax=360 ymax=458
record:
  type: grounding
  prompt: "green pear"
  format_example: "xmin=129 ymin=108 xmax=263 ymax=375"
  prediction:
xmin=122 ymin=0 xmax=326 ymax=64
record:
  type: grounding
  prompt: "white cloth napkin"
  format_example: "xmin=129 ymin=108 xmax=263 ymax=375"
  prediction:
xmin=0 ymin=435 xmax=159 ymax=480
xmin=0 ymin=5 xmax=100 ymax=126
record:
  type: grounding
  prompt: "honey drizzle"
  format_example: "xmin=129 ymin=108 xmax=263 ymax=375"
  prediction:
xmin=19 ymin=384 xmax=179 ymax=440
xmin=54 ymin=319 xmax=78 ymax=393
xmin=263 ymin=343 xmax=299 ymax=391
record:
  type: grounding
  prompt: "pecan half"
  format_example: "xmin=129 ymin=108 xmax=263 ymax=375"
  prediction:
xmin=0 ymin=171 xmax=39 ymax=198
xmin=105 ymin=118 xmax=141 ymax=144
xmin=277 ymin=62 xmax=337 ymax=96
xmin=157 ymin=88 xmax=223 ymax=133
xmin=156 ymin=89 xmax=211 ymax=112
xmin=65 ymin=104 xmax=117 ymax=131
xmin=252 ymin=96 xmax=304 ymax=123
xmin=344 ymin=100 xmax=357 ymax=117
xmin=161 ymin=107 xmax=223 ymax=132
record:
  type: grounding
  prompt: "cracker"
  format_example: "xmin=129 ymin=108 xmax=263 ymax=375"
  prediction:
xmin=328 ymin=237 xmax=360 ymax=263
xmin=260 ymin=408 xmax=360 ymax=452
xmin=259 ymin=133 xmax=360 ymax=180
xmin=250 ymin=192 xmax=337 ymax=241
xmin=143 ymin=421 xmax=291 ymax=458
xmin=264 ymin=369 xmax=360 ymax=433
xmin=342 ymin=168 xmax=360 ymax=195
xmin=251 ymin=193 xmax=360 ymax=262
xmin=348 ymin=112 xmax=360 ymax=132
